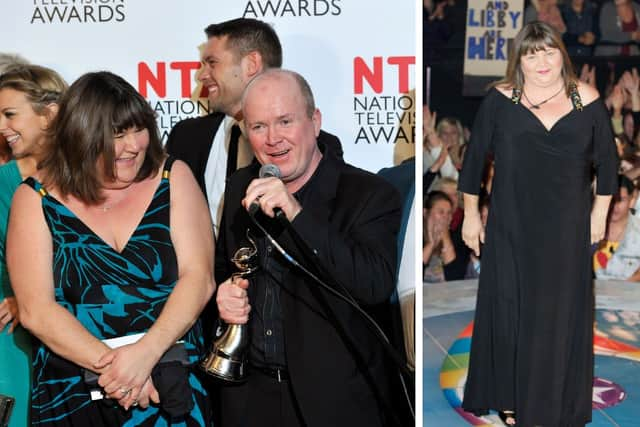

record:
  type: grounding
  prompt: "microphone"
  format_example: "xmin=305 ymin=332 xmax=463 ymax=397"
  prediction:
xmin=248 ymin=164 xmax=285 ymax=219
xmin=259 ymin=164 xmax=281 ymax=179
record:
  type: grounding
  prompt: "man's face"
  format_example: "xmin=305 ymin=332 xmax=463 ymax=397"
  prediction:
xmin=243 ymin=75 xmax=322 ymax=193
xmin=199 ymin=35 xmax=249 ymax=118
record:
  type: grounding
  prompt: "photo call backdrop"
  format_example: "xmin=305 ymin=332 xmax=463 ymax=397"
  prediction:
xmin=2 ymin=0 xmax=417 ymax=173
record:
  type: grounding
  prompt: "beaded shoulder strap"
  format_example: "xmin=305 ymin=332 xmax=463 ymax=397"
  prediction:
xmin=511 ymin=87 xmax=522 ymax=104
xmin=23 ymin=177 xmax=48 ymax=198
xmin=162 ymin=156 xmax=176 ymax=181
xmin=569 ymin=83 xmax=583 ymax=111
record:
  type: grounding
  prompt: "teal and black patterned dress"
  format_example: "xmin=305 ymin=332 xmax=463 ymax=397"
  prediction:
xmin=25 ymin=158 xmax=211 ymax=426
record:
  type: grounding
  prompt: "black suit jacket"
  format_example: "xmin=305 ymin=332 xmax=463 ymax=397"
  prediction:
xmin=215 ymin=135 xmax=401 ymax=427
xmin=165 ymin=112 xmax=226 ymax=197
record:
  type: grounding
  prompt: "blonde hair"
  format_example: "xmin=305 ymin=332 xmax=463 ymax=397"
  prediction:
xmin=0 ymin=53 xmax=29 ymax=75
xmin=0 ymin=64 xmax=67 ymax=115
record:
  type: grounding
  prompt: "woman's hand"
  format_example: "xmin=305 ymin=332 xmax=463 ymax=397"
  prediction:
xmin=462 ymin=212 xmax=485 ymax=256
xmin=136 ymin=377 xmax=161 ymax=408
xmin=118 ymin=376 xmax=160 ymax=410
xmin=0 ymin=297 xmax=19 ymax=333
xmin=591 ymin=194 xmax=612 ymax=244
xmin=94 ymin=341 xmax=161 ymax=409
xmin=590 ymin=211 xmax=608 ymax=244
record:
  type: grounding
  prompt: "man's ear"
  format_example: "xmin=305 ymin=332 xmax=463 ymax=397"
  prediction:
xmin=312 ymin=108 xmax=322 ymax=137
xmin=242 ymin=51 xmax=264 ymax=79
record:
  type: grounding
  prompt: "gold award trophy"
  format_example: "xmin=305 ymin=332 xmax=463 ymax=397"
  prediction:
xmin=201 ymin=233 xmax=258 ymax=381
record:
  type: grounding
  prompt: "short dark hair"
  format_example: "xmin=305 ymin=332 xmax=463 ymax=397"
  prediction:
xmin=424 ymin=190 xmax=453 ymax=211
xmin=42 ymin=71 xmax=164 ymax=204
xmin=619 ymin=174 xmax=635 ymax=196
xmin=205 ymin=18 xmax=282 ymax=68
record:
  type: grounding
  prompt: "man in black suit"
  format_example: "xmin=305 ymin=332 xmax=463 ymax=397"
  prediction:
xmin=165 ymin=18 xmax=282 ymax=237
xmin=215 ymin=69 xmax=401 ymax=427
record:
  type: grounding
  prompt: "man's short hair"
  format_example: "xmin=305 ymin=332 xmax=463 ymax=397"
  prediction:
xmin=205 ymin=18 xmax=282 ymax=69
xmin=243 ymin=69 xmax=316 ymax=118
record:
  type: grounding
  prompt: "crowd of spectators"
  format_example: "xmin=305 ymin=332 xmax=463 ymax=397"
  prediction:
xmin=425 ymin=0 xmax=640 ymax=61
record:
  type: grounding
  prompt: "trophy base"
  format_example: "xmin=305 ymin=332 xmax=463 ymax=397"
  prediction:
xmin=201 ymin=350 xmax=247 ymax=382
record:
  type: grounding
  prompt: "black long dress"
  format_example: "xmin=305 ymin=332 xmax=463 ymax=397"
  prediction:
xmin=459 ymin=87 xmax=618 ymax=426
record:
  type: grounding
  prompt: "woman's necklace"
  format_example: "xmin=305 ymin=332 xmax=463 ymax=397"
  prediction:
xmin=96 ymin=186 xmax=133 ymax=212
xmin=522 ymin=86 xmax=564 ymax=109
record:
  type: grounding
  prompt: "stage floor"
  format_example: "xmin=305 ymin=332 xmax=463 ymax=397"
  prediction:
xmin=424 ymin=280 xmax=640 ymax=426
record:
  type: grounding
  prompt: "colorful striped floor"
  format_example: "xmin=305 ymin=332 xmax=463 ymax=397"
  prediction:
xmin=424 ymin=281 xmax=640 ymax=426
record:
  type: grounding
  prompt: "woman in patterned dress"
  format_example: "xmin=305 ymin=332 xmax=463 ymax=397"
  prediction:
xmin=6 ymin=71 xmax=215 ymax=426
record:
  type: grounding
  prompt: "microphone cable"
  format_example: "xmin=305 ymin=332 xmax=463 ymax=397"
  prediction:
xmin=248 ymin=211 xmax=415 ymax=422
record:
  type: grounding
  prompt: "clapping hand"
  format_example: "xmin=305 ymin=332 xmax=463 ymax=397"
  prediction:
xmin=579 ymin=64 xmax=596 ymax=87
xmin=621 ymin=69 xmax=639 ymax=95
xmin=607 ymin=84 xmax=626 ymax=113
xmin=427 ymin=216 xmax=447 ymax=247
xmin=621 ymin=68 xmax=640 ymax=111
xmin=423 ymin=105 xmax=442 ymax=149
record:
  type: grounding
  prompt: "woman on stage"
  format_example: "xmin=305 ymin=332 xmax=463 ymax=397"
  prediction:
xmin=460 ymin=22 xmax=618 ymax=426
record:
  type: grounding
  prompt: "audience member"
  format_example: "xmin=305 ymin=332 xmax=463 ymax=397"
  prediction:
xmin=561 ymin=0 xmax=599 ymax=56
xmin=424 ymin=0 xmax=453 ymax=63
xmin=436 ymin=116 xmax=466 ymax=169
xmin=594 ymin=175 xmax=640 ymax=280
xmin=595 ymin=0 xmax=640 ymax=56
xmin=423 ymin=191 xmax=455 ymax=282
xmin=431 ymin=177 xmax=471 ymax=279
xmin=423 ymin=105 xmax=459 ymax=188
xmin=525 ymin=0 xmax=567 ymax=33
